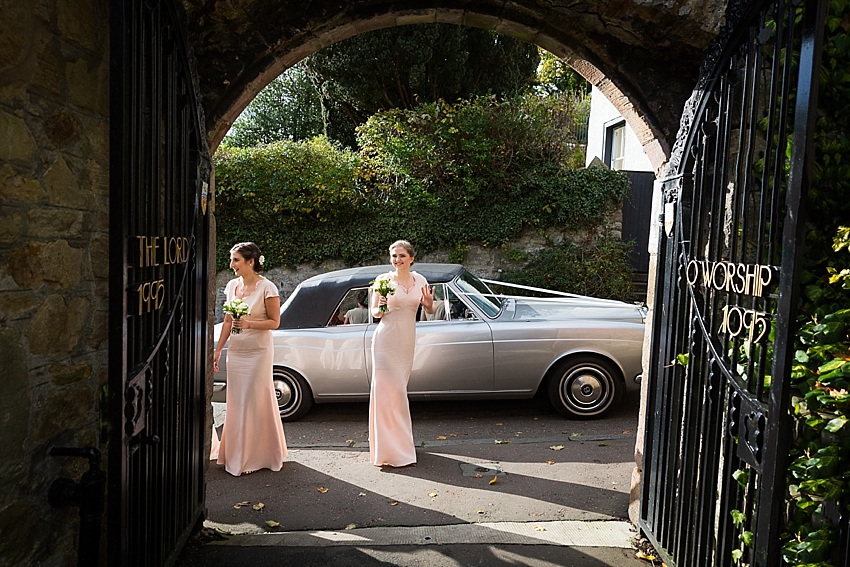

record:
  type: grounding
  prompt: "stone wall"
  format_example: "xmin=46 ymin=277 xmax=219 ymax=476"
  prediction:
xmin=0 ymin=1 xmax=110 ymax=565
xmin=214 ymin=219 xmax=622 ymax=322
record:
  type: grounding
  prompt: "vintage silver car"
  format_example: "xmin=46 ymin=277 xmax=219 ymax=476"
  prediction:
xmin=212 ymin=263 xmax=646 ymax=421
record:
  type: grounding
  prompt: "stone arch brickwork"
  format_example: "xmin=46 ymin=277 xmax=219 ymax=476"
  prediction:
xmin=183 ymin=0 xmax=730 ymax=172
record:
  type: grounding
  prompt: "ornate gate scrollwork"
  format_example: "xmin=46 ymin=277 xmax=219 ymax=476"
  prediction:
xmin=639 ymin=0 xmax=830 ymax=565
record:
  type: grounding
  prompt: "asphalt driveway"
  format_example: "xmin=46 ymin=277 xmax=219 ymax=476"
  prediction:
xmin=176 ymin=393 xmax=656 ymax=567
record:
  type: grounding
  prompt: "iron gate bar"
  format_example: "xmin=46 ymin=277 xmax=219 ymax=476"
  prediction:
xmin=754 ymin=0 xmax=829 ymax=564
xmin=109 ymin=0 xmax=210 ymax=565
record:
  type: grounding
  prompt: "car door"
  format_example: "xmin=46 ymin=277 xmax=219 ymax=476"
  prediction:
xmin=277 ymin=287 xmax=372 ymax=399
xmin=408 ymin=284 xmax=494 ymax=395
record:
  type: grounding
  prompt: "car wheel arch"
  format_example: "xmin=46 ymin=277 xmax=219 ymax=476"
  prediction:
xmin=544 ymin=352 xmax=625 ymax=419
xmin=272 ymin=365 xmax=315 ymax=422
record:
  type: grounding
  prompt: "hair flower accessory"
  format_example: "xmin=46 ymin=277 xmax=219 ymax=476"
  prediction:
xmin=259 ymin=255 xmax=265 ymax=265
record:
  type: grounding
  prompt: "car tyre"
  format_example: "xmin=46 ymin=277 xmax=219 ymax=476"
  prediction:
xmin=274 ymin=367 xmax=314 ymax=422
xmin=547 ymin=356 xmax=623 ymax=419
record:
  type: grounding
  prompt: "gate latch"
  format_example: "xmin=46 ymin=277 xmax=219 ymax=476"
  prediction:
xmin=49 ymin=447 xmax=105 ymax=567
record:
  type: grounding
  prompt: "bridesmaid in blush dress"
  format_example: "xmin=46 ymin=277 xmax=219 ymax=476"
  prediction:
xmin=369 ymin=240 xmax=435 ymax=467
xmin=213 ymin=242 xmax=288 ymax=476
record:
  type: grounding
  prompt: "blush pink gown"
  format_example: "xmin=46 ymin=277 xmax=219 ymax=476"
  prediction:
xmin=369 ymin=271 xmax=427 ymax=467
xmin=216 ymin=277 xmax=287 ymax=476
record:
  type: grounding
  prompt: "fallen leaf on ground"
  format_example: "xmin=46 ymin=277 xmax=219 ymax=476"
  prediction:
xmin=635 ymin=550 xmax=657 ymax=561
xmin=436 ymin=435 xmax=447 ymax=440
xmin=623 ymin=430 xmax=632 ymax=434
xmin=233 ymin=501 xmax=250 ymax=509
xmin=477 ymin=510 xmax=485 ymax=514
xmin=345 ymin=523 xmax=357 ymax=530
xmin=546 ymin=460 xmax=555 ymax=465
xmin=599 ymin=443 xmax=607 ymax=447
xmin=534 ymin=526 xmax=546 ymax=532
xmin=252 ymin=502 xmax=265 ymax=511
xmin=494 ymin=439 xmax=511 ymax=444
xmin=489 ymin=476 xmax=498 ymax=485
xmin=549 ymin=445 xmax=565 ymax=451
xmin=449 ymin=433 xmax=458 ymax=437
xmin=533 ymin=417 xmax=538 ymax=420
xmin=265 ymin=520 xmax=280 ymax=528
xmin=358 ymin=492 xmax=367 ymax=497
xmin=496 ymin=423 xmax=503 ymax=426
xmin=474 ymin=473 xmax=483 ymax=478
xmin=346 ymin=439 xmax=354 ymax=444
xmin=390 ymin=501 xmax=399 ymax=506
xmin=428 ymin=492 xmax=438 ymax=498
xmin=317 ymin=487 xmax=329 ymax=493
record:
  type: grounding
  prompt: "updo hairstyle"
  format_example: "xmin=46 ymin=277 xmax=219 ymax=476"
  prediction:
xmin=230 ymin=242 xmax=264 ymax=273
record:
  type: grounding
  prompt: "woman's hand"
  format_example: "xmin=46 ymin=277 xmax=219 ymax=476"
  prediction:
xmin=372 ymin=294 xmax=387 ymax=317
xmin=421 ymin=285 xmax=435 ymax=313
xmin=213 ymin=351 xmax=221 ymax=372
xmin=232 ymin=317 xmax=248 ymax=331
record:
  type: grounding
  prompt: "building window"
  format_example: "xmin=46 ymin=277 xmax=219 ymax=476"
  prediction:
xmin=604 ymin=121 xmax=626 ymax=170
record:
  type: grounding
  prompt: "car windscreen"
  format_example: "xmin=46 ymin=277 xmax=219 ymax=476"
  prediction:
xmin=455 ymin=271 xmax=502 ymax=318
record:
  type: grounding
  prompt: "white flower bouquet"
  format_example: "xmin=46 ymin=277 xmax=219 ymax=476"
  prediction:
xmin=223 ymin=298 xmax=250 ymax=334
xmin=370 ymin=276 xmax=397 ymax=313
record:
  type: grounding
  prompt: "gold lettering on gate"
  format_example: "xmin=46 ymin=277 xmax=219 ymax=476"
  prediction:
xmin=132 ymin=235 xmax=191 ymax=315
xmin=686 ymin=259 xmax=775 ymax=297
xmin=685 ymin=259 xmax=778 ymax=343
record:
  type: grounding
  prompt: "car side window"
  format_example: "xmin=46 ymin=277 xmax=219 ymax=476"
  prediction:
xmin=331 ymin=287 xmax=371 ymax=326
xmin=419 ymin=284 xmax=449 ymax=322
xmin=448 ymin=287 xmax=477 ymax=321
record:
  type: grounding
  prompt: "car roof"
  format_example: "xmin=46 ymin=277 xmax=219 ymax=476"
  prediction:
xmin=279 ymin=263 xmax=465 ymax=329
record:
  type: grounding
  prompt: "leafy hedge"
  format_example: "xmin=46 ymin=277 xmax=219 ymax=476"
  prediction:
xmin=780 ymin=1 xmax=850 ymax=564
xmin=214 ymin=93 xmax=632 ymax=299
xmin=499 ymin=238 xmax=634 ymax=301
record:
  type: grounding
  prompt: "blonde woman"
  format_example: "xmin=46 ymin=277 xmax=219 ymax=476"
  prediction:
xmin=368 ymin=240 xmax=435 ymax=467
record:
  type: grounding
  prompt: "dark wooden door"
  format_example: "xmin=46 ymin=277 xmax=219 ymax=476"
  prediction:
xmin=621 ymin=171 xmax=655 ymax=274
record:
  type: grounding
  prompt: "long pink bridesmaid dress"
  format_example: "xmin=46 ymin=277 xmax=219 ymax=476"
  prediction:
xmin=216 ymin=277 xmax=287 ymax=476
xmin=369 ymin=271 xmax=427 ymax=467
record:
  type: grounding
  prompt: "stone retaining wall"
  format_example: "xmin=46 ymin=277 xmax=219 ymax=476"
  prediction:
xmin=214 ymin=219 xmax=622 ymax=322
xmin=0 ymin=1 xmax=110 ymax=565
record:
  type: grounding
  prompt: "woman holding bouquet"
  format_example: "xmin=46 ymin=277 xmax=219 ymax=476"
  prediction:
xmin=212 ymin=242 xmax=287 ymax=476
xmin=369 ymin=240 xmax=435 ymax=467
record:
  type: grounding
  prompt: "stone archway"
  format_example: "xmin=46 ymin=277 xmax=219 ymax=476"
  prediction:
xmin=185 ymin=0 xmax=732 ymax=534
xmin=183 ymin=0 xmax=729 ymax=174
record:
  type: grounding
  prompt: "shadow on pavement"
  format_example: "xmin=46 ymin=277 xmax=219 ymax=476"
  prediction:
xmin=176 ymin=541 xmax=642 ymax=567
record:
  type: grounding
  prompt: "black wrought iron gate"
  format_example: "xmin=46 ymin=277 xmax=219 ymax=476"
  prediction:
xmin=639 ymin=0 xmax=831 ymax=566
xmin=108 ymin=0 xmax=211 ymax=565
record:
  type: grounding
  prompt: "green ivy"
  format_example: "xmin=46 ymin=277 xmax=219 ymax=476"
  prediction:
xmin=780 ymin=1 xmax=850 ymax=564
xmin=498 ymin=238 xmax=635 ymax=301
xmin=214 ymin=93 xmax=631 ymax=282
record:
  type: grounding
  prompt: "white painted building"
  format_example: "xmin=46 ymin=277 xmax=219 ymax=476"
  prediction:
xmin=585 ymin=86 xmax=653 ymax=172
